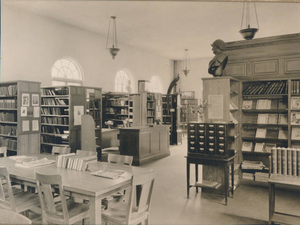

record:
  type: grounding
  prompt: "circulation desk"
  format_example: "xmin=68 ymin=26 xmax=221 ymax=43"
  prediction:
xmin=119 ymin=125 xmax=170 ymax=166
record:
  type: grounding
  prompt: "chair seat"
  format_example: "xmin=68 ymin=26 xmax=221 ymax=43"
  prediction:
xmin=14 ymin=192 xmax=41 ymax=213
xmin=102 ymin=202 xmax=148 ymax=224
xmin=55 ymin=198 xmax=89 ymax=219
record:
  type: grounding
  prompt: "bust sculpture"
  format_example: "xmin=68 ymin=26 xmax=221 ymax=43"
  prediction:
xmin=208 ymin=39 xmax=229 ymax=77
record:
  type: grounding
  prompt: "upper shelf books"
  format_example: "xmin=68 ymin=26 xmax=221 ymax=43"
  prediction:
xmin=256 ymin=99 xmax=271 ymax=110
xmin=242 ymin=81 xmax=287 ymax=95
xmin=242 ymin=100 xmax=253 ymax=110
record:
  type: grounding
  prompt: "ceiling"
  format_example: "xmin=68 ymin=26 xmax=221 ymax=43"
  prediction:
xmin=3 ymin=0 xmax=300 ymax=60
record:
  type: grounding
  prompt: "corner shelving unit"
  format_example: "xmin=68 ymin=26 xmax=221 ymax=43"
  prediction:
xmin=0 ymin=80 xmax=41 ymax=155
xmin=41 ymin=86 xmax=86 ymax=153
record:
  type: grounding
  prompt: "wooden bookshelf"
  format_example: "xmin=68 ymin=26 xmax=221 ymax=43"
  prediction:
xmin=0 ymin=80 xmax=41 ymax=155
xmin=41 ymin=86 xmax=86 ymax=153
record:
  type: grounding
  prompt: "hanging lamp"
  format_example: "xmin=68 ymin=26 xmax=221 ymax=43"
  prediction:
xmin=106 ymin=16 xmax=120 ymax=59
xmin=239 ymin=1 xmax=259 ymax=40
xmin=183 ymin=49 xmax=191 ymax=76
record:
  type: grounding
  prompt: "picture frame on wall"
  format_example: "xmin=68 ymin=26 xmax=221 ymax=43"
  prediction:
xmin=32 ymin=94 xmax=39 ymax=106
xmin=22 ymin=93 xmax=30 ymax=106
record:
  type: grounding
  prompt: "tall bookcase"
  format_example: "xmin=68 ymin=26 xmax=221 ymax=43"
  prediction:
xmin=41 ymin=86 xmax=86 ymax=153
xmin=86 ymin=87 xmax=102 ymax=151
xmin=241 ymin=79 xmax=288 ymax=177
xmin=0 ymin=80 xmax=41 ymax=155
xmin=102 ymin=92 xmax=132 ymax=128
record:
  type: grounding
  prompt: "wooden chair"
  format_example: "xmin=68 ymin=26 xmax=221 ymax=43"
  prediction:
xmin=52 ymin=146 xmax=71 ymax=155
xmin=76 ymin=149 xmax=97 ymax=156
xmin=107 ymin=154 xmax=133 ymax=166
xmin=0 ymin=146 xmax=7 ymax=157
xmin=0 ymin=166 xmax=40 ymax=214
xmin=0 ymin=208 xmax=32 ymax=224
xmin=35 ymin=172 xmax=90 ymax=224
xmin=102 ymin=169 xmax=156 ymax=225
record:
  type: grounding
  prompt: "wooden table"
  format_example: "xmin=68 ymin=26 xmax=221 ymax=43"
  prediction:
xmin=186 ymin=155 xmax=236 ymax=205
xmin=268 ymin=174 xmax=300 ymax=224
xmin=0 ymin=154 xmax=152 ymax=225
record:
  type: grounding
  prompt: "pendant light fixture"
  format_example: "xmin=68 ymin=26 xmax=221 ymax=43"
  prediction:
xmin=239 ymin=1 xmax=259 ymax=40
xmin=106 ymin=16 xmax=120 ymax=59
xmin=183 ymin=49 xmax=191 ymax=76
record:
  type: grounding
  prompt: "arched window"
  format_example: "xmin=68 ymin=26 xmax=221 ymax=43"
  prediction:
xmin=150 ymin=75 xmax=163 ymax=93
xmin=51 ymin=58 xmax=83 ymax=86
xmin=115 ymin=70 xmax=135 ymax=93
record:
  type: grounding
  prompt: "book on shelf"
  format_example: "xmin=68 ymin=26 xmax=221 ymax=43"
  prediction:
xmin=291 ymin=97 xmax=300 ymax=110
xmin=254 ymin=142 xmax=265 ymax=152
xmin=278 ymin=129 xmax=288 ymax=139
xmin=242 ymin=141 xmax=253 ymax=152
xmin=229 ymin=101 xmax=238 ymax=110
xmin=291 ymin=112 xmax=300 ymax=125
xmin=278 ymin=114 xmax=288 ymax=125
xmin=256 ymin=99 xmax=271 ymax=110
xmin=271 ymin=147 xmax=277 ymax=174
xmin=287 ymin=149 xmax=293 ymax=175
xmin=255 ymin=128 xmax=267 ymax=138
xmin=281 ymin=148 xmax=287 ymax=175
xmin=264 ymin=143 xmax=276 ymax=153
xmin=277 ymin=148 xmax=282 ymax=174
xmin=278 ymin=99 xmax=287 ymax=109
xmin=268 ymin=114 xmax=278 ymax=124
xmin=257 ymin=114 xmax=269 ymax=124
xmin=242 ymin=100 xmax=253 ymax=110
xmin=292 ymin=127 xmax=300 ymax=140
xmin=241 ymin=160 xmax=265 ymax=170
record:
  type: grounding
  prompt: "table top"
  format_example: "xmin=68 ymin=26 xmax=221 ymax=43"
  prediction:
xmin=269 ymin=174 xmax=300 ymax=186
xmin=0 ymin=154 xmax=152 ymax=197
xmin=185 ymin=154 xmax=237 ymax=162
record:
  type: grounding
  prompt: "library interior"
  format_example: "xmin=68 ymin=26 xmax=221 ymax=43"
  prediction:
xmin=1 ymin=1 xmax=300 ymax=225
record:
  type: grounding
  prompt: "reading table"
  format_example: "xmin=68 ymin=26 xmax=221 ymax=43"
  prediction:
xmin=0 ymin=154 xmax=152 ymax=225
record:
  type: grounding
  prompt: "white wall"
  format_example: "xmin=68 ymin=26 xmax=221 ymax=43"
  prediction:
xmin=175 ymin=57 xmax=212 ymax=103
xmin=1 ymin=5 xmax=173 ymax=93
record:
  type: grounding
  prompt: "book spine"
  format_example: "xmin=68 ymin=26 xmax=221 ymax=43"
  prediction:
xmin=293 ymin=149 xmax=297 ymax=176
xmin=277 ymin=149 xmax=282 ymax=174
xmin=287 ymin=148 xmax=292 ymax=175
xmin=282 ymin=148 xmax=287 ymax=175
xmin=298 ymin=150 xmax=300 ymax=177
xmin=271 ymin=147 xmax=277 ymax=174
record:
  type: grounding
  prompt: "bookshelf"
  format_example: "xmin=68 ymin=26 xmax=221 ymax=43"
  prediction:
xmin=85 ymin=87 xmax=102 ymax=151
xmin=0 ymin=81 xmax=41 ymax=155
xmin=40 ymin=86 xmax=86 ymax=153
xmin=162 ymin=93 xmax=182 ymax=145
xmin=241 ymin=79 xmax=289 ymax=176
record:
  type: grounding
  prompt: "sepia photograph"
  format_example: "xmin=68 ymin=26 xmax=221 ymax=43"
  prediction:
xmin=1 ymin=0 xmax=300 ymax=224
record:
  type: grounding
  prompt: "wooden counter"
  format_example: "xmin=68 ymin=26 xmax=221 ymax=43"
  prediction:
xmin=101 ymin=128 xmax=120 ymax=149
xmin=119 ymin=125 xmax=170 ymax=166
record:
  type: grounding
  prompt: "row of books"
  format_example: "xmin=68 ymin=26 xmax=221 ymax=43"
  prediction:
xmin=271 ymin=147 xmax=300 ymax=176
xmin=0 ymin=137 xmax=17 ymax=150
xmin=0 ymin=112 xmax=17 ymax=122
xmin=0 ymin=125 xmax=17 ymax=136
xmin=242 ymin=99 xmax=286 ymax=110
xmin=257 ymin=114 xmax=288 ymax=125
xmin=41 ymin=117 xmax=69 ymax=125
xmin=41 ymin=135 xmax=69 ymax=144
xmin=41 ymin=126 xmax=68 ymax=134
xmin=41 ymin=98 xmax=68 ymax=106
xmin=251 ymin=128 xmax=288 ymax=139
xmin=243 ymin=81 xmax=287 ymax=95
xmin=291 ymin=97 xmax=300 ymax=110
xmin=0 ymin=99 xmax=17 ymax=109
xmin=42 ymin=88 xmax=69 ymax=96
xmin=41 ymin=107 xmax=69 ymax=116
xmin=291 ymin=80 xmax=300 ymax=94
xmin=242 ymin=142 xmax=276 ymax=153
xmin=88 ymin=99 xmax=100 ymax=109
xmin=0 ymin=85 xmax=18 ymax=96
xmin=56 ymin=153 xmax=97 ymax=171
xmin=241 ymin=160 xmax=265 ymax=170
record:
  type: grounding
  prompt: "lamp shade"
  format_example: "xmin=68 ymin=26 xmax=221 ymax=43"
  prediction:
xmin=109 ymin=47 xmax=120 ymax=59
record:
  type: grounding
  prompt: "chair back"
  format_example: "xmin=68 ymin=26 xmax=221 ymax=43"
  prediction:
xmin=0 ymin=166 xmax=15 ymax=211
xmin=0 ymin=146 xmax=7 ymax=157
xmin=126 ymin=169 xmax=156 ymax=224
xmin=52 ymin=146 xmax=71 ymax=155
xmin=35 ymin=172 xmax=69 ymax=224
xmin=76 ymin=150 xmax=97 ymax=157
xmin=107 ymin=154 xmax=133 ymax=166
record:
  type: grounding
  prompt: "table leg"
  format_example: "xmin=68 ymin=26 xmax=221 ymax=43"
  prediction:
xmin=89 ymin=195 xmax=102 ymax=225
xmin=224 ymin=165 xmax=229 ymax=205
xmin=187 ymin=158 xmax=190 ymax=198
xmin=195 ymin=163 xmax=198 ymax=193
xmin=269 ymin=183 xmax=275 ymax=224
xmin=231 ymin=163 xmax=234 ymax=197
